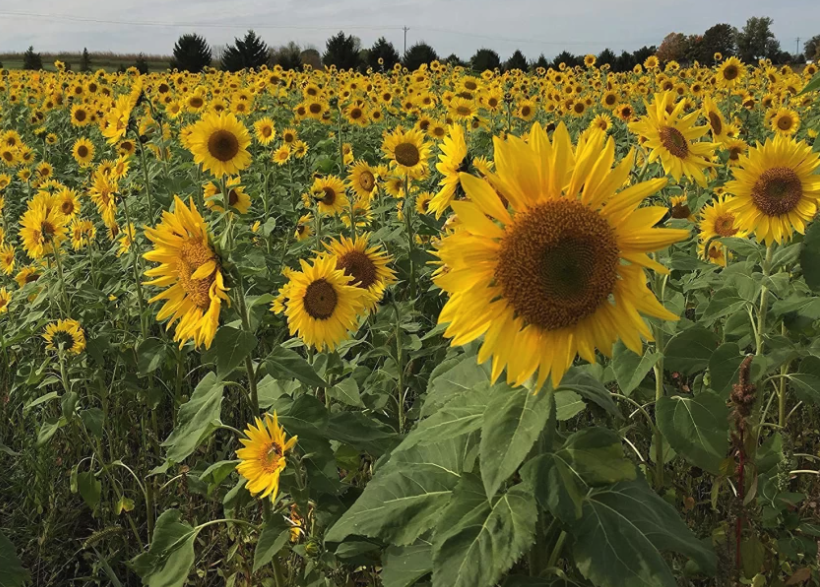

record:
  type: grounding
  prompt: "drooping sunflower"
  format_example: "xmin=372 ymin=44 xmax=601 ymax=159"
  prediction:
xmin=669 ymin=195 xmax=695 ymax=221
xmin=204 ymin=176 xmax=251 ymax=214
xmin=698 ymin=239 xmax=729 ymax=266
xmin=311 ymin=176 xmax=349 ymax=216
xmin=324 ymin=233 xmax=396 ymax=310
xmin=725 ymin=135 xmax=820 ymax=245
xmin=118 ymin=139 xmax=137 ymax=157
xmin=628 ymin=92 xmax=715 ymax=187
xmin=102 ymin=94 xmax=135 ymax=145
xmin=382 ymin=127 xmax=431 ymax=178
xmin=188 ymin=112 xmax=252 ymax=178
xmin=294 ymin=213 xmax=313 ymax=241
xmin=434 ymin=123 xmax=688 ymax=389
xmin=348 ymin=160 xmax=378 ymax=201
xmin=72 ymin=138 xmax=95 ymax=167
xmin=416 ymin=192 xmax=434 ymax=214
xmin=236 ymin=413 xmax=297 ymax=503
xmin=19 ymin=201 xmax=68 ymax=259
xmin=0 ymin=243 xmax=14 ymax=275
xmin=14 ymin=266 xmax=39 ymax=289
xmin=769 ymin=108 xmax=800 ymax=137
xmin=88 ymin=170 xmax=118 ymax=229
xmin=116 ymin=223 xmax=136 ymax=258
xmin=724 ymin=138 xmax=747 ymax=166
xmin=429 ymin=124 xmax=468 ymax=218
xmin=253 ymin=117 xmax=276 ymax=145
xmin=281 ymin=255 xmax=368 ymax=351
xmin=143 ymin=196 xmax=230 ymax=349
xmin=0 ymin=287 xmax=10 ymax=314
xmin=43 ymin=319 xmax=86 ymax=355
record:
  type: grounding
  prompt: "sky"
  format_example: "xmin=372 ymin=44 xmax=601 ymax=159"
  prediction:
xmin=0 ymin=0 xmax=818 ymax=60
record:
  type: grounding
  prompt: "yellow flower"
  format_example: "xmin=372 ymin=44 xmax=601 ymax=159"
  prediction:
xmin=253 ymin=117 xmax=276 ymax=145
xmin=348 ymin=160 xmax=379 ymax=201
xmin=188 ymin=112 xmax=252 ymax=178
xmin=434 ymin=123 xmax=688 ymax=389
xmin=294 ymin=214 xmax=313 ymax=241
xmin=669 ymin=195 xmax=695 ymax=221
xmin=716 ymin=57 xmax=746 ymax=88
xmin=769 ymin=108 xmax=800 ymax=137
xmin=14 ymin=266 xmax=39 ymax=288
xmin=311 ymin=176 xmax=349 ymax=216
xmin=0 ymin=287 xmax=10 ymax=314
xmin=44 ymin=319 xmax=86 ymax=354
xmin=382 ymin=127 xmax=430 ymax=178
xmin=272 ymin=144 xmax=291 ymax=165
xmin=117 ymin=223 xmax=136 ymax=257
xmin=699 ymin=195 xmax=748 ymax=243
xmin=19 ymin=200 xmax=68 ymax=259
xmin=236 ymin=413 xmax=297 ymax=503
xmin=70 ymin=219 xmax=96 ymax=251
xmin=0 ymin=243 xmax=14 ymax=275
xmin=102 ymin=94 xmax=135 ymax=145
xmin=143 ymin=196 xmax=230 ymax=349
xmin=323 ymin=233 xmax=396 ymax=311
xmin=204 ymin=176 xmax=251 ymax=214
xmin=429 ymin=124 xmax=468 ymax=218
xmin=88 ymin=169 xmax=118 ymax=229
xmin=72 ymin=138 xmax=95 ymax=167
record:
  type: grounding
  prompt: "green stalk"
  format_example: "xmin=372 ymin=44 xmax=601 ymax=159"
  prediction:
xmin=652 ymin=271 xmax=668 ymax=489
xmin=755 ymin=245 xmax=774 ymax=356
xmin=136 ymin=133 xmax=155 ymax=220
xmin=778 ymin=323 xmax=790 ymax=428
xmin=393 ymin=302 xmax=406 ymax=432
xmin=120 ymin=194 xmax=148 ymax=338
xmin=49 ymin=237 xmax=71 ymax=317
xmin=237 ymin=281 xmax=259 ymax=415
xmin=403 ymin=174 xmax=416 ymax=299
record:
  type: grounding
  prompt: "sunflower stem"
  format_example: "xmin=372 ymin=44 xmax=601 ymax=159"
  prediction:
xmin=652 ymin=271 xmax=668 ymax=490
xmin=49 ymin=236 xmax=71 ymax=317
xmin=403 ymin=174 xmax=416 ymax=299
xmin=755 ymin=245 xmax=773 ymax=356
xmin=120 ymin=193 xmax=148 ymax=339
xmin=778 ymin=322 xmax=790 ymax=428
xmin=136 ymin=132 xmax=155 ymax=221
xmin=393 ymin=301 xmax=406 ymax=433
xmin=237 ymin=284 xmax=259 ymax=415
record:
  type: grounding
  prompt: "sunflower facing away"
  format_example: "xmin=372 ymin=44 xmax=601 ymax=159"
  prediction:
xmin=280 ymin=255 xmax=368 ymax=351
xmin=324 ymin=233 xmax=396 ymax=311
xmin=188 ymin=112 xmax=252 ymax=178
xmin=236 ymin=412 xmax=297 ymax=503
xmin=429 ymin=124 xmax=468 ymax=218
xmin=629 ymin=92 xmax=715 ymax=187
xmin=143 ymin=196 xmax=230 ymax=349
xmin=434 ymin=123 xmax=689 ymax=389
xmin=726 ymin=135 xmax=820 ymax=245
xmin=43 ymin=319 xmax=86 ymax=355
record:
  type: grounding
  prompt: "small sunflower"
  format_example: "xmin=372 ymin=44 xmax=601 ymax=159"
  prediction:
xmin=143 ymin=196 xmax=230 ymax=349
xmin=70 ymin=219 xmax=96 ymax=251
xmin=70 ymin=104 xmax=91 ymax=127
xmin=0 ymin=287 xmax=10 ymax=314
xmin=204 ymin=176 xmax=251 ymax=214
xmin=88 ymin=170 xmax=118 ymax=229
xmin=0 ymin=243 xmax=14 ymax=275
xmin=293 ymin=140 xmax=309 ymax=159
xmin=429 ymin=124 xmax=468 ymax=218
xmin=43 ymin=319 xmax=86 ymax=355
xmin=726 ymin=135 xmax=820 ymax=245
xmin=253 ymin=117 xmax=276 ymax=145
xmin=236 ymin=413 xmax=297 ymax=503
xmin=72 ymin=138 xmax=95 ymax=167
xmin=382 ymin=127 xmax=431 ymax=178
xmin=724 ymin=138 xmax=747 ymax=166
xmin=324 ymin=233 xmax=396 ymax=310
xmin=701 ymin=96 xmax=728 ymax=143
xmin=699 ymin=195 xmax=747 ymax=243
xmin=348 ymin=160 xmax=379 ymax=201
xmin=716 ymin=57 xmax=746 ymax=88
xmin=280 ymin=255 xmax=368 ymax=351
xmin=188 ymin=112 xmax=252 ymax=178
xmin=416 ymin=191 xmax=433 ymax=214
xmin=294 ymin=213 xmax=313 ymax=241
xmin=669 ymin=195 xmax=694 ymax=221
xmin=311 ymin=176 xmax=349 ymax=216
xmin=19 ymin=201 xmax=68 ymax=259
xmin=55 ymin=188 xmax=81 ymax=219
xmin=281 ymin=128 xmax=298 ymax=145
xmin=272 ymin=145 xmax=291 ymax=165
xmin=769 ymin=108 xmax=800 ymax=137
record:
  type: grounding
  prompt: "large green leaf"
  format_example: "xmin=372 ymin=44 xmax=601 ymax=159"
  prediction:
xmin=799 ymin=71 xmax=820 ymax=95
xmin=664 ymin=327 xmax=720 ymax=375
xmin=431 ymin=474 xmax=537 ymax=587
xmin=209 ymin=326 xmax=257 ymax=377
xmin=572 ymin=478 xmax=716 ymax=587
xmin=555 ymin=369 xmax=619 ymax=417
xmin=132 ymin=510 xmax=198 ymax=587
xmin=709 ymin=343 xmax=744 ymax=395
xmin=327 ymin=377 xmax=364 ymax=407
xmin=382 ymin=543 xmax=432 ymax=587
xmin=423 ymin=351 xmax=491 ymax=417
xmin=325 ymin=435 xmax=474 ymax=546
xmin=560 ymin=428 xmax=636 ymax=486
xmin=611 ymin=342 xmax=660 ymax=396
xmin=520 ymin=453 xmax=584 ymax=523
xmin=480 ymin=385 xmax=552 ymax=499
xmin=253 ymin=516 xmax=290 ymax=573
xmin=800 ymin=220 xmax=820 ymax=294
xmin=77 ymin=472 xmax=101 ymax=510
xmin=790 ymin=356 xmax=820 ymax=406
xmin=265 ymin=345 xmax=327 ymax=387
xmin=656 ymin=392 xmax=729 ymax=475
xmin=162 ymin=372 xmax=224 ymax=463
xmin=0 ymin=531 xmax=29 ymax=587
xmin=325 ymin=411 xmax=400 ymax=456
xmin=403 ymin=383 xmax=492 ymax=449
xmin=701 ymin=287 xmax=747 ymax=325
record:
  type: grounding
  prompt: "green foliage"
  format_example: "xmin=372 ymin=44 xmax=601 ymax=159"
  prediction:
xmin=0 ymin=531 xmax=29 ymax=587
xmin=323 ymin=31 xmax=361 ymax=71
xmin=22 ymin=46 xmax=42 ymax=70
xmin=221 ymin=30 xmax=269 ymax=72
xmin=369 ymin=37 xmax=400 ymax=70
xmin=170 ymin=33 xmax=212 ymax=72
xmin=471 ymin=48 xmax=501 ymax=72
xmin=403 ymin=43 xmax=439 ymax=71
xmin=656 ymin=392 xmax=730 ymax=474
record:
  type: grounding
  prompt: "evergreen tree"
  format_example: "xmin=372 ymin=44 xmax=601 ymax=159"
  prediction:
xmin=534 ymin=54 xmax=550 ymax=70
xmin=597 ymin=48 xmax=617 ymax=68
xmin=170 ymin=33 xmax=212 ymax=73
xmin=552 ymin=50 xmax=579 ymax=69
xmin=79 ymin=48 xmax=91 ymax=72
xmin=221 ymin=30 xmax=269 ymax=72
xmin=403 ymin=42 xmax=438 ymax=70
xmin=323 ymin=32 xmax=361 ymax=70
xmin=613 ymin=50 xmax=635 ymax=72
xmin=134 ymin=54 xmax=149 ymax=75
xmin=368 ymin=37 xmax=400 ymax=70
xmin=271 ymin=42 xmax=303 ymax=70
xmin=23 ymin=46 xmax=42 ymax=70
xmin=505 ymin=49 xmax=528 ymax=72
xmin=471 ymin=48 xmax=501 ymax=72
xmin=445 ymin=54 xmax=466 ymax=67
xmin=632 ymin=45 xmax=657 ymax=67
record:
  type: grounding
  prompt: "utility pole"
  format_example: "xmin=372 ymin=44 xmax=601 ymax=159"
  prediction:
xmin=403 ymin=26 xmax=409 ymax=56
xmin=796 ymin=37 xmax=800 ymax=58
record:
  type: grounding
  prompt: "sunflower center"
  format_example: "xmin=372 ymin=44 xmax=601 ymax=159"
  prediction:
xmin=190 ymin=97 xmax=203 ymax=108
xmin=573 ymin=103 xmax=584 ymax=114
xmin=41 ymin=220 xmax=56 ymax=236
xmin=495 ymin=200 xmax=620 ymax=331
xmin=464 ymin=80 xmax=478 ymax=91
xmin=61 ymin=201 xmax=74 ymax=215
xmin=350 ymin=108 xmax=362 ymax=119
xmin=456 ymin=105 xmax=471 ymax=117
xmin=75 ymin=110 xmax=87 ymax=122
xmin=262 ymin=126 xmax=272 ymax=137
xmin=708 ymin=112 xmax=723 ymax=135
xmin=723 ymin=65 xmax=738 ymax=80
xmin=394 ymin=142 xmax=420 ymax=167
xmin=521 ymin=105 xmax=532 ymax=117
xmin=605 ymin=94 xmax=616 ymax=105
xmin=708 ymin=245 xmax=722 ymax=259
xmin=303 ymin=278 xmax=337 ymax=320
xmin=77 ymin=145 xmax=88 ymax=158
xmin=25 ymin=272 xmax=39 ymax=283
xmin=714 ymin=213 xmax=738 ymax=237
xmin=337 ymin=251 xmax=377 ymax=289
xmin=659 ymin=126 xmax=689 ymax=159
xmin=777 ymin=116 xmax=793 ymax=131
xmin=751 ymin=167 xmax=803 ymax=216
xmin=359 ymin=170 xmax=375 ymax=191
xmin=228 ymin=189 xmax=239 ymax=205
xmin=207 ymin=130 xmax=240 ymax=162
xmin=177 ymin=238 xmax=215 ymax=309
xmin=728 ymin=146 xmax=742 ymax=161
xmin=670 ymin=202 xmax=691 ymax=219
xmin=319 ymin=187 xmax=336 ymax=205
xmin=309 ymin=103 xmax=322 ymax=114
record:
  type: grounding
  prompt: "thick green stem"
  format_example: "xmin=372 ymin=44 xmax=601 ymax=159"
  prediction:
xmin=237 ymin=284 xmax=259 ymax=415
xmin=393 ymin=302 xmax=406 ymax=433
xmin=652 ymin=271 xmax=667 ymax=490
xmin=778 ymin=323 xmax=790 ymax=428
xmin=120 ymin=195 xmax=148 ymax=338
xmin=136 ymin=135 xmax=155 ymax=220
xmin=403 ymin=174 xmax=416 ymax=299
xmin=756 ymin=245 xmax=774 ymax=356
xmin=50 ymin=238 xmax=71 ymax=317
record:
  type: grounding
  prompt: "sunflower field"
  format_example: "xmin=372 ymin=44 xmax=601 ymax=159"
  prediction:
xmin=0 ymin=54 xmax=820 ymax=587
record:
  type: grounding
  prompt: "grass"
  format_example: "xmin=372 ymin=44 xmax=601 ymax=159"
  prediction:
xmin=0 ymin=51 xmax=171 ymax=73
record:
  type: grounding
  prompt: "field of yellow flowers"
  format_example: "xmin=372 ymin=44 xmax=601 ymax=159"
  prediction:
xmin=1 ymin=55 xmax=820 ymax=587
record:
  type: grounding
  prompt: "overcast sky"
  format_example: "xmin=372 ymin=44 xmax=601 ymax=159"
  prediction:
xmin=1 ymin=0 xmax=818 ymax=60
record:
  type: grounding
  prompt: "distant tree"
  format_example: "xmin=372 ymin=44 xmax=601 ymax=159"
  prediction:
xmin=534 ymin=54 xmax=550 ymax=70
xmin=471 ymin=48 xmax=501 ymax=72
xmin=323 ymin=31 xmax=361 ymax=70
xmin=23 ymin=46 xmax=42 ymax=70
xmin=134 ymin=54 xmax=149 ymax=74
xmin=79 ymin=48 xmax=91 ymax=72
xmin=368 ymin=37 xmax=400 ymax=70
xmin=805 ymin=35 xmax=820 ymax=61
xmin=170 ymin=33 xmax=212 ymax=73
xmin=701 ymin=24 xmax=736 ymax=60
xmin=403 ymin=42 xmax=438 ymax=70
xmin=505 ymin=49 xmax=528 ymax=72
xmin=597 ymin=48 xmax=617 ymax=68
xmin=683 ymin=34 xmax=705 ymax=64
xmin=656 ymin=32 xmax=687 ymax=63
xmin=271 ymin=42 xmax=303 ymax=70
xmin=221 ymin=30 xmax=269 ymax=72
xmin=552 ymin=50 xmax=580 ymax=69
xmin=445 ymin=53 xmax=466 ymax=67
xmin=301 ymin=47 xmax=322 ymax=69
xmin=737 ymin=17 xmax=777 ymax=62
xmin=613 ymin=50 xmax=634 ymax=72
xmin=632 ymin=45 xmax=657 ymax=67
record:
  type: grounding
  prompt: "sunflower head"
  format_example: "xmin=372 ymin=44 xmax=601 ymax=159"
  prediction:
xmin=188 ymin=112 xmax=252 ymax=178
xmin=44 ymin=319 xmax=86 ymax=355
xmin=236 ymin=412 xmax=297 ymax=503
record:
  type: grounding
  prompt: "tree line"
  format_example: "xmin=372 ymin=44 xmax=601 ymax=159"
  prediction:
xmin=10 ymin=16 xmax=818 ymax=74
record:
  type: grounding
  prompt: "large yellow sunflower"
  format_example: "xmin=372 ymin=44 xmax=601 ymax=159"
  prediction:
xmin=19 ymin=201 xmax=68 ymax=259
xmin=324 ymin=233 xmax=396 ymax=311
xmin=43 ymin=319 xmax=86 ymax=355
xmin=629 ymin=92 xmax=715 ymax=187
xmin=382 ymin=127 xmax=431 ymax=178
xmin=434 ymin=123 xmax=688 ymax=389
xmin=236 ymin=413 xmax=297 ymax=503
xmin=769 ymin=108 xmax=800 ymax=137
xmin=188 ymin=112 xmax=252 ymax=178
xmin=281 ymin=255 xmax=368 ymax=351
xmin=429 ymin=124 xmax=468 ymax=218
xmin=716 ymin=57 xmax=746 ymax=88
xmin=72 ymin=138 xmax=95 ymax=167
xmin=143 ymin=196 xmax=230 ymax=349
xmin=701 ymin=95 xmax=728 ymax=143
xmin=725 ymin=135 xmax=820 ymax=245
